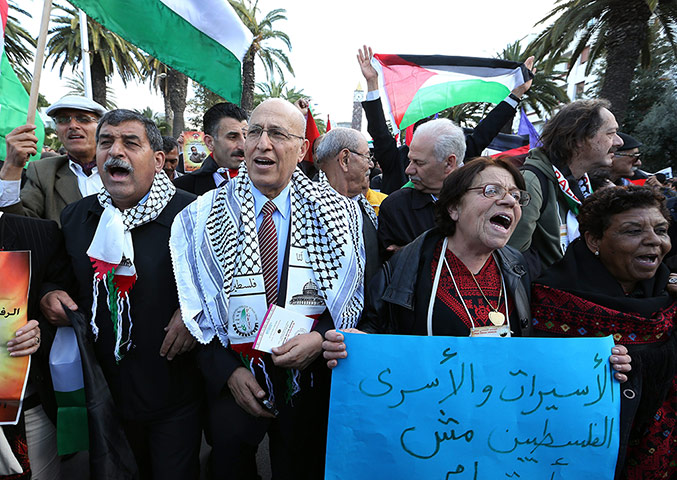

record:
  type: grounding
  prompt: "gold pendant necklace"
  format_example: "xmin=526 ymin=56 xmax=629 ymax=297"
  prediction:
xmin=469 ymin=270 xmax=505 ymax=326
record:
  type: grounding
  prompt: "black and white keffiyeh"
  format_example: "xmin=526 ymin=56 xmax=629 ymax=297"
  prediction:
xmin=87 ymin=172 xmax=176 ymax=360
xmin=170 ymin=164 xmax=365 ymax=347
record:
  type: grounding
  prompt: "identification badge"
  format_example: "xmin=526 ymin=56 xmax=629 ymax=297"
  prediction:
xmin=559 ymin=223 xmax=569 ymax=253
xmin=470 ymin=325 xmax=511 ymax=338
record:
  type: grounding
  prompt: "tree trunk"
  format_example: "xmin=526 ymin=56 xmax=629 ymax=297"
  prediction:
xmin=168 ymin=68 xmax=188 ymax=135
xmin=161 ymin=76 xmax=174 ymax=136
xmin=90 ymin=53 xmax=108 ymax=108
xmin=240 ymin=47 xmax=256 ymax=114
xmin=599 ymin=1 xmax=651 ymax=124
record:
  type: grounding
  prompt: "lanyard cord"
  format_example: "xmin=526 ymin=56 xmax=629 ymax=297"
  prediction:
xmin=426 ymin=237 xmax=510 ymax=336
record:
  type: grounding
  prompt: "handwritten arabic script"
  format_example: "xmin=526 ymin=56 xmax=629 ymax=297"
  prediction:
xmin=326 ymin=334 xmax=619 ymax=480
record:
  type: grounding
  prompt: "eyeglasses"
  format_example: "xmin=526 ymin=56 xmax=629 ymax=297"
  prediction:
xmin=53 ymin=114 xmax=99 ymax=125
xmin=246 ymin=125 xmax=304 ymax=143
xmin=467 ymin=184 xmax=531 ymax=206
xmin=613 ymin=152 xmax=641 ymax=159
xmin=348 ymin=150 xmax=374 ymax=163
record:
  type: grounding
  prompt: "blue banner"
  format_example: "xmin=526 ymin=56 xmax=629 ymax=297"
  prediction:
xmin=326 ymin=334 xmax=620 ymax=480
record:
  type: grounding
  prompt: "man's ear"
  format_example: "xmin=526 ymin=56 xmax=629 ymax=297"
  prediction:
xmin=297 ymin=139 xmax=309 ymax=164
xmin=204 ymin=134 xmax=214 ymax=152
xmin=154 ymin=151 xmax=165 ymax=173
xmin=583 ymin=231 xmax=601 ymax=255
xmin=338 ymin=148 xmax=351 ymax=172
xmin=444 ymin=154 xmax=457 ymax=174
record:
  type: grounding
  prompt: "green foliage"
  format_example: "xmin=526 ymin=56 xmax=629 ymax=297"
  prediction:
xmin=46 ymin=5 xmax=147 ymax=105
xmin=620 ymin=29 xmax=677 ymax=171
xmin=5 ymin=1 xmax=36 ymax=84
xmin=631 ymin=90 xmax=677 ymax=172
xmin=64 ymin=73 xmax=118 ymax=109
xmin=499 ymin=40 xmax=570 ymax=117
xmin=186 ymin=84 xmax=227 ymax=130
xmin=229 ymin=0 xmax=294 ymax=80
xmin=253 ymin=80 xmax=306 ymax=106
xmin=134 ymin=107 xmax=171 ymax=135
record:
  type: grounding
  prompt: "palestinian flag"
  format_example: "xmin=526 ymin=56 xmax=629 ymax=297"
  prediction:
xmin=373 ymin=54 xmax=530 ymax=129
xmin=0 ymin=0 xmax=45 ymax=162
xmin=68 ymin=0 xmax=253 ymax=105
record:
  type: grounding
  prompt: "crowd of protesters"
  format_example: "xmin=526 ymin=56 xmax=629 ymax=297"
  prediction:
xmin=0 ymin=45 xmax=674 ymax=480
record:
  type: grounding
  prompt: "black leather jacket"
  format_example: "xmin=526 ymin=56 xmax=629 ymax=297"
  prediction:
xmin=359 ymin=228 xmax=533 ymax=336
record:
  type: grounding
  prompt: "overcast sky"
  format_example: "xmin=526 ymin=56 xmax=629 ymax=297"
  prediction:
xmin=21 ymin=0 xmax=559 ymax=127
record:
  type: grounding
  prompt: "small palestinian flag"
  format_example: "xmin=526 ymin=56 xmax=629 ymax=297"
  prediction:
xmin=373 ymin=54 xmax=531 ymax=129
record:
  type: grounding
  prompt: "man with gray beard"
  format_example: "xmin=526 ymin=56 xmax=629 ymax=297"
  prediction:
xmin=44 ymin=110 xmax=202 ymax=479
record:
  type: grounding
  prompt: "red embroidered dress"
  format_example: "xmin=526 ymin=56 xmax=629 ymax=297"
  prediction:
xmin=430 ymin=240 xmax=513 ymax=335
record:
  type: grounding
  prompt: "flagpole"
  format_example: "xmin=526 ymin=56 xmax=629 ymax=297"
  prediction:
xmin=78 ymin=9 xmax=93 ymax=100
xmin=27 ymin=0 xmax=53 ymax=125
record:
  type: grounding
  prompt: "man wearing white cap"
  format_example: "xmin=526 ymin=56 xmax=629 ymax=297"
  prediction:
xmin=0 ymin=95 xmax=106 ymax=225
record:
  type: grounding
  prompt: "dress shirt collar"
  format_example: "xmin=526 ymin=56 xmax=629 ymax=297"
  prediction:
xmin=251 ymin=182 xmax=291 ymax=221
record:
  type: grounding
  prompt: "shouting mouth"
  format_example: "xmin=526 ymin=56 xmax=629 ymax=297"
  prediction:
xmin=103 ymin=157 xmax=134 ymax=180
xmin=490 ymin=213 xmax=513 ymax=232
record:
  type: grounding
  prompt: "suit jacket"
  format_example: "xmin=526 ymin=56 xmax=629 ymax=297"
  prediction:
xmin=60 ymin=191 xmax=202 ymax=421
xmin=377 ymin=188 xmax=435 ymax=256
xmin=0 ymin=213 xmax=75 ymax=422
xmin=0 ymin=155 xmax=81 ymax=226
xmin=362 ymin=97 xmax=517 ymax=194
xmin=173 ymin=154 xmax=220 ymax=195
xmin=358 ymin=201 xmax=381 ymax=287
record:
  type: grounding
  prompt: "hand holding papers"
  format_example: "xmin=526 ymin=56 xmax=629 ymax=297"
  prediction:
xmin=254 ymin=305 xmax=315 ymax=354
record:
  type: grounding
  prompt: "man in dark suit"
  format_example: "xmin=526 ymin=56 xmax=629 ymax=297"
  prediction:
xmin=377 ymin=118 xmax=466 ymax=257
xmin=173 ymin=102 xmax=247 ymax=195
xmin=356 ymin=45 xmax=534 ymax=194
xmin=41 ymin=109 xmax=201 ymax=479
xmin=171 ymin=99 xmax=365 ymax=479
xmin=315 ymin=127 xmax=382 ymax=286
xmin=0 ymin=95 xmax=106 ymax=225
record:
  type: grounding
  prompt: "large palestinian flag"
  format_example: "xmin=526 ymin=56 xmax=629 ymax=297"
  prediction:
xmin=68 ymin=0 xmax=253 ymax=105
xmin=373 ymin=54 xmax=530 ymax=129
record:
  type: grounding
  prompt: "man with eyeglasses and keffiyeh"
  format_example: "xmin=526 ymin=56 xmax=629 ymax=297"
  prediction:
xmin=0 ymin=95 xmax=107 ymax=225
xmin=171 ymin=98 xmax=365 ymax=479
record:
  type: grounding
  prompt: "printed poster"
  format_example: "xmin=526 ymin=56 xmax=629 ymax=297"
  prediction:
xmin=0 ymin=250 xmax=31 ymax=425
xmin=326 ymin=334 xmax=620 ymax=480
xmin=182 ymin=131 xmax=211 ymax=172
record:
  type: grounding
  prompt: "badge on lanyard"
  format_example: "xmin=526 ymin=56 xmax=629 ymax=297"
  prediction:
xmin=470 ymin=325 xmax=511 ymax=338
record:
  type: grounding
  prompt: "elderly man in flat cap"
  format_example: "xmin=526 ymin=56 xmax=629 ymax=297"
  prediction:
xmin=0 ymin=95 xmax=106 ymax=224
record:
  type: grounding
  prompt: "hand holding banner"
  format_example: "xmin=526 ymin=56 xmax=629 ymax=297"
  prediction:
xmin=326 ymin=334 xmax=620 ymax=479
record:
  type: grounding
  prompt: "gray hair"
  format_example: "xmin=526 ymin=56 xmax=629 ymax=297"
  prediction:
xmin=315 ymin=127 xmax=363 ymax=166
xmin=412 ymin=118 xmax=466 ymax=166
xmin=96 ymin=109 xmax=163 ymax=152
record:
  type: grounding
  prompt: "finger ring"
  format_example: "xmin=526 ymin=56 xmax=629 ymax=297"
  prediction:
xmin=35 ymin=337 xmax=40 ymax=345
xmin=669 ymin=277 xmax=677 ymax=284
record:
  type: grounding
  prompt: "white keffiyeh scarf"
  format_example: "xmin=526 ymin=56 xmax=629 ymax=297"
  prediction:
xmin=170 ymin=164 xmax=365 ymax=349
xmin=87 ymin=172 xmax=176 ymax=361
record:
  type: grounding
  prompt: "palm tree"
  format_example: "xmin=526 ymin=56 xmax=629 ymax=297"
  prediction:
xmin=142 ymin=56 xmax=189 ymax=136
xmin=526 ymin=0 xmax=677 ymax=123
xmin=228 ymin=0 xmax=294 ymax=112
xmin=46 ymin=5 xmax=147 ymax=107
xmin=65 ymin=72 xmax=117 ymax=109
xmin=5 ymin=1 xmax=36 ymax=84
xmin=253 ymin=79 xmax=306 ymax=107
xmin=499 ymin=41 xmax=569 ymax=118
xmin=135 ymin=107 xmax=171 ymax=135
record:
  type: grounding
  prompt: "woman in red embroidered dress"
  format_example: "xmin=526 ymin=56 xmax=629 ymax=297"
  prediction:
xmin=531 ymin=185 xmax=676 ymax=479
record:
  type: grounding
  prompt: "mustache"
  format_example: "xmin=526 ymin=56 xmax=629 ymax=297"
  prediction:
xmin=103 ymin=157 xmax=134 ymax=173
xmin=231 ymin=149 xmax=245 ymax=157
xmin=409 ymin=176 xmax=422 ymax=182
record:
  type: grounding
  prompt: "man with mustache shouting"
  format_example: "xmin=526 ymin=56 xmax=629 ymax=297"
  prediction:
xmin=45 ymin=109 xmax=202 ymax=479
